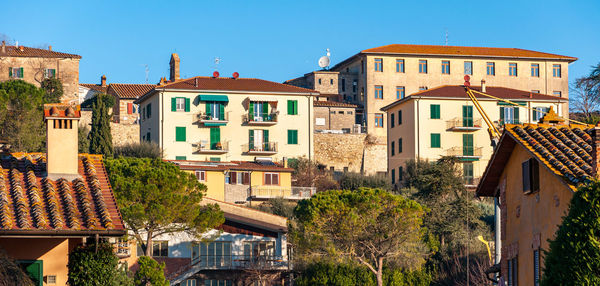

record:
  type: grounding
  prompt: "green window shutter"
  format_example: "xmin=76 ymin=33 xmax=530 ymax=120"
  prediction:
xmin=219 ymin=103 xmax=225 ymax=120
xmin=22 ymin=260 xmax=43 ymax=286
xmin=499 ymin=107 xmax=505 ymax=124
xmin=175 ymin=127 xmax=186 ymax=142
xmin=210 ymin=128 xmax=220 ymax=149
xmin=262 ymin=102 xmax=269 ymax=118
xmin=398 ymin=138 xmax=403 ymax=153
xmin=8 ymin=67 xmax=12 ymax=77
xmin=249 ymin=102 xmax=254 ymax=121
xmin=294 ymin=100 xmax=298 ymax=115
xmin=171 ymin=98 xmax=177 ymax=112
xmin=205 ymin=102 xmax=212 ymax=117
xmin=249 ymin=130 xmax=254 ymax=149
xmin=175 ymin=156 xmax=187 ymax=160
xmin=463 ymin=134 xmax=473 ymax=155
xmin=431 ymin=134 xmax=441 ymax=148
xmin=19 ymin=67 xmax=23 ymax=78
xmin=430 ymin=105 xmax=440 ymax=119
xmin=532 ymin=109 xmax=538 ymax=122
xmin=463 ymin=106 xmax=473 ymax=127
xmin=514 ymin=107 xmax=519 ymax=124
xmin=288 ymin=130 xmax=298 ymax=144
xmin=287 ymin=100 xmax=293 ymax=115
xmin=185 ymin=98 xmax=190 ymax=112
xmin=263 ymin=129 xmax=269 ymax=143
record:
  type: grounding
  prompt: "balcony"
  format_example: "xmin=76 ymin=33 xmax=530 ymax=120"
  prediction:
xmin=195 ymin=141 xmax=229 ymax=154
xmin=464 ymin=177 xmax=481 ymax=188
xmin=446 ymin=118 xmax=483 ymax=131
xmin=191 ymin=255 xmax=288 ymax=270
xmin=243 ymin=113 xmax=278 ymax=126
xmin=196 ymin=112 xmax=228 ymax=126
xmin=243 ymin=142 xmax=278 ymax=155
xmin=250 ymin=186 xmax=317 ymax=200
xmin=446 ymin=146 xmax=483 ymax=159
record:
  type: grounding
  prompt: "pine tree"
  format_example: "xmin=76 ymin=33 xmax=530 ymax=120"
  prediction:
xmin=88 ymin=94 xmax=113 ymax=157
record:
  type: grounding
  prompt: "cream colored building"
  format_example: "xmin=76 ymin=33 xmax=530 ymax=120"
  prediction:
xmin=381 ymin=84 xmax=568 ymax=187
xmin=135 ymin=75 xmax=318 ymax=162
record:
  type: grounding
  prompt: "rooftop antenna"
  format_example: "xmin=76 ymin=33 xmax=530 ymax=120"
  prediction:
xmin=445 ymin=29 xmax=448 ymax=46
xmin=214 ymin=57 xmax=222 ymax=71
xmin=318 ymin=48 xmax=331 ymax=70
xmin=144 ymin=64 xmax=149 ymax=84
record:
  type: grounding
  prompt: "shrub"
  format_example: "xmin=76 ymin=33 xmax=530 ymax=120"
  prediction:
xmin=0 ymin=250 xmax=34 ymax=286
xmin=339 ymin=173 xmax=390 ymax=190
xmin=134 ymin=256 xmax=168 ymax=286
xmin=67 ymin=242 xmax=132 ymax=286
xmin=114 ymin=141 xmax=163 ymax=159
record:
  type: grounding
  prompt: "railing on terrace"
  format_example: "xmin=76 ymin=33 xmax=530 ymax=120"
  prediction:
xmin=242 ymin=142 xmax=278 ymax=154
xmin=464 ymin=177 xmax=481 ymax=187
xmin=446 ymin=118 xmax=483 ymax=130
xmin=243 ymin=113 xmax=278 ymax=124
xmin=196 ymin=112 xmax=229 ymax=122
xmin=191 ymin=255 xmax=288 ymax=270
xmin=446 ymin=146 xmax=483 ymax=158
xmin=196 ymin=141 xmax=229 ymax=153
xmin=250 ymin=186 xmax=317 ymax=200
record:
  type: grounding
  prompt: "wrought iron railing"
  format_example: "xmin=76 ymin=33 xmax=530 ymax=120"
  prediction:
xmin=196 ymin=141 xmax=229 ymax=152
xmin=243 ymin=142 xmax=278 ymax=153
xmin=446 ymin=118 xmax=483 ymax=129
xmin=243 ymin=113 xmax=278 ymax=123
xmin=446 ymin=146 xmax=483 ymax=157
xmin=197 ymin=112 xmax=229 ymax=122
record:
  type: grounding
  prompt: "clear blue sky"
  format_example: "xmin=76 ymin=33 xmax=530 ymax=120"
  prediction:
xmin=1 ymin=0 xmax=599 ymax=85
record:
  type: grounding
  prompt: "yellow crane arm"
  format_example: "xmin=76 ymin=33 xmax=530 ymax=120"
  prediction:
xmin=464 ymin=87 xmax=501 ymax=142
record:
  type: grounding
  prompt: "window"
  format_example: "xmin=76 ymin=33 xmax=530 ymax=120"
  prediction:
xmin=431 ymin=133 xmax=441 ymax=148
xmin=243 ymin=241 xmax=275 ymax=260
xmin=532 ymin=107 xmax=549 ymax=122
xmin=374 ymin=58 xmax=383 ymax=72
xmin=553 ymin=64 xmax=561 ymax=78
xmin=183 ymin=279 xmax=197 ymax=286
xmin=463 ymin=105 xmax=473 ymax=127
xmin=531 ymin=63 xmax=540 ymax=77
xmin=391 ymin=113 xmax=395 ymax=128
xmin=534 ymin=249 xmax=540 ymax=286
xmin=500 ymin=106 xmax=519 ymax=124
xmin=430 ymin=104 xmax=440 ymax=119
xmin=509 ymin=63 xmax=518 ymax=76
xmin=288 ymin=129 xmax=298 ymax=144
xmin=463 ymin=134 xmax=474 ymax=156
xmin=391 ymin=141 xmax=395 ymax=156
xmin=463 ymin=162 xmax=474 ymax=185
xmin=398 ymin=110 xmax=402 ymax=125
xmin=396 ymin=59 xmax=405 ymax=73
xmin=441 ymin=60 xmax=450 ymax=74
xmin=341 ymin=78 xmax=346 ymax=91
xmin=172 ymin=97 xmax=188 ymax=112
xmin=347 ymin=111 xmax=353 ymax=114
xmin=391 ymin=169 xmax=395 ymax=184
xmin=464 ymin=61 xmax=473 ymax=75
xmin=553 ymin=91 xmax=562 ymax=97
xmin=264 ymin=173 xmax=279 ymax=185
xmin=226 ymin=171 xmax=250 ymax=185
xmin=374 ymin=85 xmax=383 ymax=99
xmin=193 ymin=241 xmax=232 ymax=267
xmin=522 ymin=158 xmax=540 ymax=193
xmin=195 ymin=171 xmax=206 ymax=182
xmin=508 ymin=257 xmax=518 ymax=286
xmin=175 ymin=156 xmax=187 ymax=160
xmin=375 ymin=114 xmax=383 ymax=127
xmin=147 ymin=103 xmax=152 ymax=118
xmin=396 ymin=86 xmax=405 ymax=99
xmin=338 ymin=111 xmax=344 ymax=114
xmin=152 ymin=241 xmax=168 ymax=257
xmin=44 ymin=68 xmax=56 ymax=79
xmin=210 ymin=157 xmax=220 ymax=162
xmin=419 ymin=86 xmax=428 ymax=91
xmin=486 ymin=62 xmax=495 ymax=76
xmin=398 ymin=166 xmax=403 ymax=181
xmin=531 ymin=90 xmax=540 ymax=94
xmin=398 ymin=138 xmax=403 ymax=153
xmin=175 ymin=127 xmax=186 ymax=142
xmin=204 ymin=280 xmax=232 ymax=286
xmin=361 ymin=60 xmax=364 ymax=73
xmin=145 ymin=132 xmax=150 ymax=142
xmin=418 ymin=60 xmax=427 ymax=73
xmin=318 ymin=78 xmax=321 ymax=85
xmin=352 ymin=80 xmax=357 ymax=92
xmin=330 ymin=79 xmax=334 ymax=85
xmin=9 ymin=67 xmax=23 ymax=78
xmin=287 ymin=100 xmax=298 ymax=115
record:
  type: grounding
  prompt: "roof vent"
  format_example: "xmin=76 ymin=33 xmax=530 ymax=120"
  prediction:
xmin=49 ymin=106 xmax=59 ymax=116
xmin=232 ymin=72 xmax=239 ymax=79
xmin=65 ymin=107 xmax=76 ymax=117
xmin=213 ymin=71 xmax=220 ymax=78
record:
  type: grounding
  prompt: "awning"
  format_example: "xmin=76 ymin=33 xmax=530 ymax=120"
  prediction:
xmin=248 ymin=96 xmax=279 ymax=102
xmin=199 ymin=94 xmax=229 ymax=102
xmin=498 ymin=101 xmax=526 ymax=106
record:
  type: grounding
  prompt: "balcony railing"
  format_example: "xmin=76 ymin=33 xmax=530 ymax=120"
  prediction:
xmin=195 ymin=141 xmax=229 ymax=154
xmin=446 ymin=118 xmax=483 ymax=131
xmin=196 ymin=112 xmax=229 ymax=126
xmin=243 ymin=113 xmax=278 ymax=125
xmin=250 ymin=186 xmax=317 ymax=200
xmin=446 ymin=146 xmax=483 ymax=158
xmin=497 ymin=119 xmax=522 ymax=126
xmin=464 ymin=177 xmax=481 ymax=187
xmin=243 ymin=142 xmax=278 ymax=155
xmin=191 ymin=255 xmax=288 ymax=270
xmin=114 ymin=241 xmax=130 ymax=258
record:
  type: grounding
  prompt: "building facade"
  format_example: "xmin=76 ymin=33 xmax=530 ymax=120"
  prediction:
xmin=381 ymin=85 xmax=568 ymax=187
xmin=135 ymin=76 xmax=318 ymax=162
xmin=313 ymin=101 xmax=359 ymax=133
xmin=0 ymin=41 xmax=81 ymax=103
xmin=107 ymin=83 xmax=155 ymax=124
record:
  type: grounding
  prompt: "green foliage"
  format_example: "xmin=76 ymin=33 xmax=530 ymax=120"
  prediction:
xmin=89 ymin=93 xmax=114 ymax=157
xmin=0 ymin=80 xmax=47 ymax=152
xmin=67 ymin=242 xmax=132 ymax=286
xmin=114 ymin=141 xmax=163 ymax=159
xmin=289 ymin=157 xmax=339 ymax=192
xmin=78 ymin=126 xmax=90 ymax=153
xmin=251 ymin=198 xmax=296 ymax=219
xmin=541 ymin=180 xmax=600 ymax=285
xmin=40 ymin=77 xmax=63 ymax=103
xmin=338 ymin=173 xmax=390 ymax=191
xmin=105 ymin=157 xmax=224 ymax=256
xmin=134 ymin=256 xmax=168 ymax=286
xmin=82 ymin=93 xmax=116 ymax=109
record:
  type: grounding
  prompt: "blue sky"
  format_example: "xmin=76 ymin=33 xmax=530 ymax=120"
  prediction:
xmin=1 ymin=0 xmax=599 ymax=85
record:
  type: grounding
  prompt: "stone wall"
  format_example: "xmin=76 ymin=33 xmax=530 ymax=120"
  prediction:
xmin=80 ymin=110 xmax=139 ymax=147
xmin=314 ymin=133 xmax=387 ymax=175
xmin=314 ymin=106 xmax=356 ymax=132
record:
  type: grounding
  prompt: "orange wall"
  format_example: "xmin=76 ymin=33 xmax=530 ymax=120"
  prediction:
xmin=499 ymin=145 xmax=573 ymax=285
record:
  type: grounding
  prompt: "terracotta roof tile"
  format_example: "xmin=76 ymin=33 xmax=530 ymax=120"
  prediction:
xmin=168 ymin=160 xmax=294 ymax=172
xmin=0 ymin=45 xmax=81 ymax=59
xmin=43 ymin=104 xmax=81 ymax=118
xmin=0 ymin=153 xmax=125 ymax=235
xmin=361 ymin=44 xmax=576 ymax=61
xmin=313 ymin=101 xmax=358 ymax=108
xmin=108 ymin=83 xmax=156 ymax=99
xmin=80 ymin=84 xmax=108 ymax=94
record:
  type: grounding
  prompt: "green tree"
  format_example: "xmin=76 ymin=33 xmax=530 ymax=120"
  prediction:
xmin=78 ymin=126 xmax=90 ymax=153
xmin=541 ymin=181 xmax=600 ymax=285
xmin=67 ymin=242 xmax=132 ymax=286
xmin=251 ymin=197 xmax=296 ymax=219
xmin=105 ymin=157 xmax=225 ymax=256
xmin=114 ymin=141 xmax=163 ymax=159
xmin=89 ymin=93 xmax=114 ymax=157
xmin=134 ymin=256 xmax=168 ymax=286
xmin=339 ymin=173 xmax=390 ymax=191
xmin=294 ymin=188 xmax=426 ymax=286
xmin=40 ymin=77 xmax=63 ymax=103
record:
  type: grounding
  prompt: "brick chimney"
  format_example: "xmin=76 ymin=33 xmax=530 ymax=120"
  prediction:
xmin=44 ymin=104 xmax=81 ymax=180
xmin=170 ymin=53 xmax=180 ymax=81
xmin=481 ymin=79 xmax=486 ymax=93
xmin=101 ymin=75 xmax=107 ymax=87
xmin=48 ymin=45 xmax=52 ymax=51
xmin=592 ymin=123 xmax=600 ymax=178
xmin=1 ymin=41 xmax=5 ymax=54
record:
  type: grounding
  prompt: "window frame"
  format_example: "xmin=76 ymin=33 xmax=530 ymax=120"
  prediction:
xmin=509 ymin=62 xmax=518 ymax=77
xmin=418 ymin=60 xmax=428 ymax=74
xmin=522 ymin=158 xmax=540 ymax=194
xmin=531 ymin=63 xmax=540 ymax=77
xmin=374 ymin=85 xmax=383 ymax=99
xmin=396 ymin=86 xmax=405 ymax=99
xmin=195 ymin=170 xmax=206 ymax=182
xmin=441 ymin=60 xmax=450 ymax=74
xmin=552 ymin=64 xmax=562 ymax=78
xmin=398 ymin=138 xmax=403 ymax=153
xmin=374 ymin=58 xmax=383 ymax=72
xmin=264 ymin=173 xmax=280 ymax=185
xmin=464 ymin=61 xmax=473 ymax=75
xmin=176 ymin=97 xmax=186 ymax=111
xmin=396 ymin=59 xmax=405 ymax=73
xmin=152 ymin=241 xmax=169 ymax=257
xmin=486 ymin=62 xmax=495 ymax=76
xmin=374 ymin=114 xmax=384 ymax=127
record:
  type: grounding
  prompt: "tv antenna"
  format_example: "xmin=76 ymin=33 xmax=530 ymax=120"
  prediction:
xmin=144 ymin=64 xmax=149 ymax=84
xmin=445 ymin=29 xmax=449 ymax=46
xmin=214 ymin=57 xmax=222 ymax=71
xmin=318 ymin=48 xmax=331 ymax=70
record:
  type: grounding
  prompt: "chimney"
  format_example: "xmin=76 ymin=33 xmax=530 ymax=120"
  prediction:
xmin=101 ymin=75 xmax=107 ymax=87
xmin=19 ymin=46 xmax=24 ymax=52
xmin=44 ymin=104 xmax=81 ymax=180
xmin=481 ymin=79 xmax=486 ymax=93
xmin=592 ymin=123 xmax=600 ymax=178
xmin=1 ymin=41 xmax=5 ymax=54
xmin=169 ymin=53 xmax=180 ymax=81
xmin=48 ymin=45 xmax=52 ymax=51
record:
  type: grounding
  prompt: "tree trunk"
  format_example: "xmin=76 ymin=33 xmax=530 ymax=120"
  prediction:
xmin=376 ymin=257 xmax=384 ymax=286
xmin=145 ymin=231 xmax=153 ymax=256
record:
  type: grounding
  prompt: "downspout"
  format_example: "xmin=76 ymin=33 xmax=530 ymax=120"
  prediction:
xmin=160 ymin=91 xmax=164 ymax=151
xmin=544 ymin=60 xmax=548 ymax=95
xmin=416 ymin=99 xmax=420 ymax=159
xmin=307 ymin=95 xmax=312 ymax=161
xmin=494 ymin=197 xmax=501 ymax=264
xmin=328 ymin=106 xmax=331 ymax=130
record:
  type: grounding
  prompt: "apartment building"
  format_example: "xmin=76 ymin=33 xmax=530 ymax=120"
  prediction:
xmin=0 ymin=41 xmax=81 ymax=103
xmin=381 ymin=84 xmax=567 ymax=187
xmin=135 ymin=74 xmax=318 ymax=162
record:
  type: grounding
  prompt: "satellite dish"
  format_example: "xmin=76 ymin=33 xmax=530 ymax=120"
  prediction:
xmin=318 ymin=56 xmax=330 ymax=69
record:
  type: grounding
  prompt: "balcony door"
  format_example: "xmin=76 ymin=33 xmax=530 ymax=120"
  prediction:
xmin=463 ymin=134 xmax=474 ymax=156
xmin=250 ymin=102 xmax=268 ymax=121
xmin=210 ymin=128 xmax=220 ymax=150
xmin=500 ymin=106 xmax=519 ymax=124
xmin=249 ymin=130 xmax=269 ymax=151
xmin=206 ymin=102 xmax=224 ymax=120
xmin=462 ymin=106 xmax=473 ymax=127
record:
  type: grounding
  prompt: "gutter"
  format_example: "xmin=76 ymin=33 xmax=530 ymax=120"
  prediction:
xmin=0 ymin=229 xmax=126 ymax=237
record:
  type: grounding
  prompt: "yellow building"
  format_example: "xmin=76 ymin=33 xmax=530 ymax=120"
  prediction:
xmin=135 ymin=75 xmax=318 ymax=162
xmin=169 ymin=159 xmax=315 ymax=204
xmin=476 ymin=112 xmax=594 ymax=285
xmin=381 ymin=84 xmax=567 ymax=187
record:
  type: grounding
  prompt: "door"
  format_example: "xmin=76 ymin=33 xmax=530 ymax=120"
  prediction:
xmin=254 ymin=130 xmax=263 ymax=150
xmin=463 ymin=134 xmax=474 ymax=156
xmin=462 ymin=106 xmax=473 ymax=127
xmin=210 ymin=128 xmax=220 ymax=150
xmin=253 ymin=102 xmax=263 ymax=121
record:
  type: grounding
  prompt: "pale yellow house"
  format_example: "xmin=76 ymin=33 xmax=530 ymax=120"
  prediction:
xmin=381 ymin=84 xmax=567 ymax=187
xmin=135 ymin=75 xmax=318 ymax=162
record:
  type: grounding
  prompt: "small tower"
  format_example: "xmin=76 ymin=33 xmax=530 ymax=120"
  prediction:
xmin=170 ymin=53 xmax=180 ymax=82
xmin=44 ymin=104 xmax=80 ymax=179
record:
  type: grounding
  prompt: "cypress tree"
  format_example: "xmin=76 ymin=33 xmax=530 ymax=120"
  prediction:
xmin=88 ymin=94 xmax=113 ymax=157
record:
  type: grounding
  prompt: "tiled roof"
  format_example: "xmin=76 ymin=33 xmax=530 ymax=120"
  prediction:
xmin=313 ymin=101 xmax=358 ymax=108
xmin=381 ymin=85 xmax=566 ymax=111
xmin=0 ymin=45 xmax=81 ymax=59
xmin=108 ymin=84 xmax=156 ymax=99
xmin=477 ymin=123 xmax=595 ymax=196
xmin=361 ymin=44 xmax=577 ymax=61
xmin=169 ymin=160 xmax=294 ymax=172
xmin=43 ymin=104 xmax=81 ymax=118
xmin=0 ymin=153 xmax=125 ymax=235
xmin=80 ymin=84 xmax=108 ymax=94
